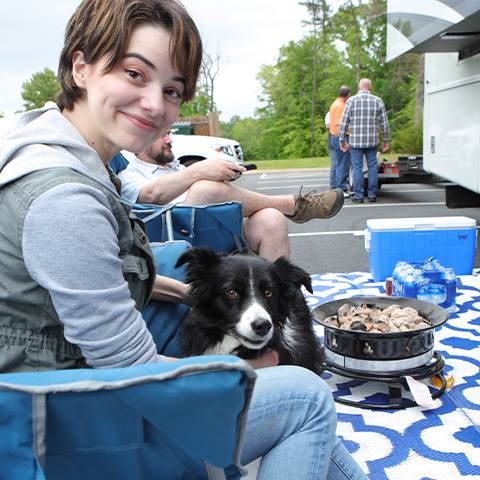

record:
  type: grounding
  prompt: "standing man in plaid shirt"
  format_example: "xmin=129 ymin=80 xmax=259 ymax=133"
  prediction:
xmin=338 ymin=78 xmax=389 ymax=203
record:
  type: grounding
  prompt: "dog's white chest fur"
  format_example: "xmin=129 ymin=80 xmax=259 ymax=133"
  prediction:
xmin=204 ymin=335 xmax=242 ymax=356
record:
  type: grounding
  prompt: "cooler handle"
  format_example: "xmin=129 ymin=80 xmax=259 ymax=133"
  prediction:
xmin=414 ymin=224 xmax=435 ymax=230
xmin=364 ymin=229 xmax=371 ymax=252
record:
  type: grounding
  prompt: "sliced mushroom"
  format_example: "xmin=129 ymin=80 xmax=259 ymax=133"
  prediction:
xmin=350 ymin=320 xmax=368 ymax=331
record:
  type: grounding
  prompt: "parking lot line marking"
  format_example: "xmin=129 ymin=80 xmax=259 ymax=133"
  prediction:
xmin=380 ymin=188 xmax=443 ymax=193
xmin=289 ymin=224 xmax=480 ymax=239
xmin=258 ymin=183 xmax=329 ymax=190
xmin=258 ymin=184 xmax=444 ymax=191
xmin=343 ymin=202 xmax=444 ymax=208
xmin=289 ymin=230 xmax=365 ymax=237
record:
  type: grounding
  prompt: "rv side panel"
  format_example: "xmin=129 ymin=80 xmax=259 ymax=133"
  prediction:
xmin=423 ymin=52 xmax=480 ymax=193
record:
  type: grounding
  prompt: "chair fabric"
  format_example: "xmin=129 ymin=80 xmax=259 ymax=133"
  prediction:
xmin=142 ymin=241 xmax=191 ymax=356
xmin=109 ymin=153 xmax=130 ymax=174
xmin=0 ymin=357 xmax=256 ymax=480
xmin=108 ymin=152 xmax=246 ymax=254
xmin=134 ymin=202 xmax=247 ymax=254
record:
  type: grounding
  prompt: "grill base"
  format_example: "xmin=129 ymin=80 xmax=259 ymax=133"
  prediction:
xmin=322 ymin=350 xmax=447 ymax=409
xmin=324 ymin=347 xmax=434 ymax=373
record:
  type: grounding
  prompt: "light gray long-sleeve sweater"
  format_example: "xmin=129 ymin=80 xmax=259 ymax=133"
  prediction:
xmin=0 ymin=103 xmax=162 ymax=368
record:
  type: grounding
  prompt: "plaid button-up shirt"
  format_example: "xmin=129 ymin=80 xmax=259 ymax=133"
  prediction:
xmin=338 ymin=91 xmax=389 ymax=148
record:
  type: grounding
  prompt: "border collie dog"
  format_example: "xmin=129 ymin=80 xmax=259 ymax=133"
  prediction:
xmin=176 ymin=248 xmax=323 ymax=373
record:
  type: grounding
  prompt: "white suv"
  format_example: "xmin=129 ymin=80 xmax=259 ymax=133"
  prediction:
xmin=171 ymin=134 xmax=244 ymax=166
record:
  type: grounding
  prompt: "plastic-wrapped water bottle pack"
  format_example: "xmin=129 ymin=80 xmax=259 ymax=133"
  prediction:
xmin=391 ymin=257 xmax=457 ymax=313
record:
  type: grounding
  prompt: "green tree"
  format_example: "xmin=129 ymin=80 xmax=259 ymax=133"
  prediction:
xmin=331 ymin=0 xmax=419 ymax=151
xmin=220 ymin=115 xmax=241 ymax=138
xmin=179 ymin=84 xmax=210 ymax=116
xmin=21 ymin=68 xmax=60 ymax=111
xmin=228 ymin=117 xmax=270 ymax=160
xmin=225 ymin=0 xmax=420 ymax=159
xmin=299 ymin=0 xmax=332 ymax=156
xmin=256 ymin=36 xmax=352 ymax=159
xmin=390 ymin=73 xmax=422 ymax=154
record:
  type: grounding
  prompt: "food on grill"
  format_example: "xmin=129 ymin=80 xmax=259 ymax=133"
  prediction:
xmin=324 ymin=303 xmax=431 ymax=333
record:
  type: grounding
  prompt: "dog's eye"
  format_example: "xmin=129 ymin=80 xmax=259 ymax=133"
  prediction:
xmin=264 ymin=288 xmax=273 ymax=298
xmin=225 ymin=289 xmax=239 ymax=299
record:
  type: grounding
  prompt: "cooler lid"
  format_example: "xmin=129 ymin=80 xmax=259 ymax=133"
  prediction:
xmin=367 ymin=216 xmax=476 ymax=231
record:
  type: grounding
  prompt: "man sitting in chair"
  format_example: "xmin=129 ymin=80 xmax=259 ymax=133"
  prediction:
xmin=118 ymin=132 xmax=344 ymax=261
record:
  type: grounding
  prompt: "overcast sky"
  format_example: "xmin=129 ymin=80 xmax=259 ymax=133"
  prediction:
xmin=0 ymin=1 xmax=341 ymax=120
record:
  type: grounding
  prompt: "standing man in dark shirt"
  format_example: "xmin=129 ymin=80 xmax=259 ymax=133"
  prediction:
xmin=339 ymin=78 xmax=389 ymax=203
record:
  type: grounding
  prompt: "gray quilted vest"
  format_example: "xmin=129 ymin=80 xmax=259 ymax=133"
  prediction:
xmin=0 ymin=167 xmax=155 ymax=372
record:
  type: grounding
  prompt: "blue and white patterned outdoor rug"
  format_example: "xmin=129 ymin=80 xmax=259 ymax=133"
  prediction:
xmin=306 ymin=271 xmax=480 ymax=480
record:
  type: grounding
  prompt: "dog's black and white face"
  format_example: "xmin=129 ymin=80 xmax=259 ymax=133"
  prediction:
xmin=176 ymin=248 xmax=314 ymax=357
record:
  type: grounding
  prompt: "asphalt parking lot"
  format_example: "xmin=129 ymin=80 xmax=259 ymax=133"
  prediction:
xmin=236 ymin=169 xmax=480 ymax=276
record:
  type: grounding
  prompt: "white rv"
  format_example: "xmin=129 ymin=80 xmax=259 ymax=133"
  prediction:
xmin=387 ymin=1 xmax=480 ymax=207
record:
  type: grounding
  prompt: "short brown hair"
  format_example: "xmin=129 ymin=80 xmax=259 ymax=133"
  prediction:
xmin=57 ymin=0 xmax=202 ymax=110
xmin=338 ymin=85 xmax=351 ymax=98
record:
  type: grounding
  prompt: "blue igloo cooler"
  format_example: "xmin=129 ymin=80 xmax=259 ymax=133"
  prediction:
xmin=365 ymin=216 xmax=477 ymax=281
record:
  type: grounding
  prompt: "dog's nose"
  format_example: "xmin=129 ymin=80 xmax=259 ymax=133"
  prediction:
xmin=251 ymin=319 xmax=272 ymax=337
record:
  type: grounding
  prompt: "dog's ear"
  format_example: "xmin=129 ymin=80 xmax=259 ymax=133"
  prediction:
xmin=176 ymin=248 xmax=222 ymax=306
xmin=273 ymin=256 xmax=313 ymax=294
xmin=175 ymin=247 xmax=221 ymax=282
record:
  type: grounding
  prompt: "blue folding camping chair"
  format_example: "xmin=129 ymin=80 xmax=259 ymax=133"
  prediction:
xmin=0 ymin=356 xmax=256 ymax=480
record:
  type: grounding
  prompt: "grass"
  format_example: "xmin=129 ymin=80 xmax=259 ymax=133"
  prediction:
xmin=251 ymin=157 xmax=330 ymax=170
xmin=250 ymin=153 xmax=402 ymax=170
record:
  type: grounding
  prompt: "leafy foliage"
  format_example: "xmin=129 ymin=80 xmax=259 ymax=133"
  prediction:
xmin=21 ymin=68 xmax=60 ymax=111
xmin=390 ymin=73 xmax=423 ymax=153
xmin=222 ymin=0 xmax=421 ymax=160
xmin=180 ymin=84 xmax=210 ymax=116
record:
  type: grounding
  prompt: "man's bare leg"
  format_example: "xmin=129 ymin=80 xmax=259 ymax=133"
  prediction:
xmin=243 ymin=209 xmax=289 ymax=261
xmin=185 ymin=179 xmax=295 ymax=216
xmin=184 ymin=179 xmax=343 ymax=224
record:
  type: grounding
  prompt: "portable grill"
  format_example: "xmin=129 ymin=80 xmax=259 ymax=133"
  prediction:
xmin=313 ymin=296 xmax=449 ymax=409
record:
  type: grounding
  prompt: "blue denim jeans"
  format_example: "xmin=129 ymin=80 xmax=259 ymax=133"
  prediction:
xmin=241 ymin=366 xmax=368 ymax=479
xmin=328 ymin=135 xmax=336 ymax=189
xmin=350 ymin=147 xmax=378 ymax=199
xmin=329 ymin=136 xmax=351 ymax=192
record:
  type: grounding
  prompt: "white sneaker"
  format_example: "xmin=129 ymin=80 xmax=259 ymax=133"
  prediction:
xmin=343 ymin=191 xmax=350 ymax=198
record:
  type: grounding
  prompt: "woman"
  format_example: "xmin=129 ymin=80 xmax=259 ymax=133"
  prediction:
xmin=0 ymin=1 xmax=367 ymax=478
